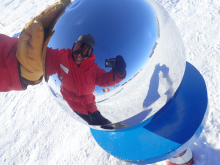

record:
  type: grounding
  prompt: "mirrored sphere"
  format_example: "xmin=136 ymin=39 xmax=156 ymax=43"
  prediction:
xmin=46 ymin=0 xmax=186 ymax=130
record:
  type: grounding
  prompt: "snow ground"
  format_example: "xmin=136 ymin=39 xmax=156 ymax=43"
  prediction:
xmin=1 ymin=0 xmax=220 ymax=164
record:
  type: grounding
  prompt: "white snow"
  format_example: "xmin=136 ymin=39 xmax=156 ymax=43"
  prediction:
xmin=1 ymin=0 xmax=220 ymax=164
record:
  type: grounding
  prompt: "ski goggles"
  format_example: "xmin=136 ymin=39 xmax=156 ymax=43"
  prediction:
xmin=72 ymin=41 xmax=93 ymax=58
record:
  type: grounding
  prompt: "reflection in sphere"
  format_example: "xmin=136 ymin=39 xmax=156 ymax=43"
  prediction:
xmin=46 ymin=0 xmax=185 ymax=130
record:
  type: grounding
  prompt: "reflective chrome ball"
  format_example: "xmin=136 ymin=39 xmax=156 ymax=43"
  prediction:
xmin=46 ymin=0 xmax=185 ymax=130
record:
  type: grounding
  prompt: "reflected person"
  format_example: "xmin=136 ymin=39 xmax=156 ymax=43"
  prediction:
xmin=0 ymin=1 xmax=126 ymax=126
xmin=46 ymin=34 xmax=126 ymax=125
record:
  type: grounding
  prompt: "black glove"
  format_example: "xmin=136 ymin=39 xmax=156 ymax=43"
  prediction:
xmin=114 ymin=55 xmax=126 ymax=75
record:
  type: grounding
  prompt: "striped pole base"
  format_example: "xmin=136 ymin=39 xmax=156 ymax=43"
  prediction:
xmin=165 ymin=148 xmax=193 ymax=165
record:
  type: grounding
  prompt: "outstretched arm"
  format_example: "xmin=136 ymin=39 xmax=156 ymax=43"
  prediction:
xmin=0 ymin=34 xmax=69 ymax=92
xmin=95 ymin=68 xmax=126 ymax=87
xmin=95 ymin=55 xmax=126 ymax=87
xmin=0 ymin=34 xmax=24 ymax=92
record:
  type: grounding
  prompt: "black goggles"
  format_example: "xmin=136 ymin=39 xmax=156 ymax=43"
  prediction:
xmin=72 ymin=42 xmax=93 ymax=58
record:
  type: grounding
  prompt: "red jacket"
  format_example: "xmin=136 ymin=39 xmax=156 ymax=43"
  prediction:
xmin=0 ymin=34 xmax=24 ymax=92
xmin=46 ymin=48 xmax=126 ymax=115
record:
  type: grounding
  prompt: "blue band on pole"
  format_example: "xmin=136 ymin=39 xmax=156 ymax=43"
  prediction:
xmin=91 ymin=62 xmax=208 ymax=164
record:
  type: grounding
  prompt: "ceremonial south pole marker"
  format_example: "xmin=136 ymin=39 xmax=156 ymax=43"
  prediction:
xmin=91 ymin=62 xmax=208 ymax=164
xmin=45 ymin=0 xmax=209 ymax=163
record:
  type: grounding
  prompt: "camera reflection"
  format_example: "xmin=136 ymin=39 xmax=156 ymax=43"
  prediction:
xmin=47 ymin=34 xmax=126 ymax=125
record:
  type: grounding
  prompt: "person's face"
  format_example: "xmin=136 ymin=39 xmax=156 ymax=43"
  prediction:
xmin=73 ymin=42 xmax=93 ymax=66
xmin=74 ymin=51 xmax=89 ymax=66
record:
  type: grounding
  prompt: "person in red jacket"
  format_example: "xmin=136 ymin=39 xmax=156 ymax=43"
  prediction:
xmin=46 ymin=34 xmax=126 ymax=125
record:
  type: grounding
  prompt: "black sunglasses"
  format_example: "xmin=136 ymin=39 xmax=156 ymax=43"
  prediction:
xmin=72 ymin=42 xmax=93 ymax=58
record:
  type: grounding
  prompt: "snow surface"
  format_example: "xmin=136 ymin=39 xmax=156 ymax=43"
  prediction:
xmin=1 ymin=0 xmax=220 ymax=164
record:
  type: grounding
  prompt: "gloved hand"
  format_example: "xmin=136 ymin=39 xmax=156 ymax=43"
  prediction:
xmin=114 ymin=55 xmax=126 ymax=75
xmin=16 ymin=0 xmax=71 ymax=85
